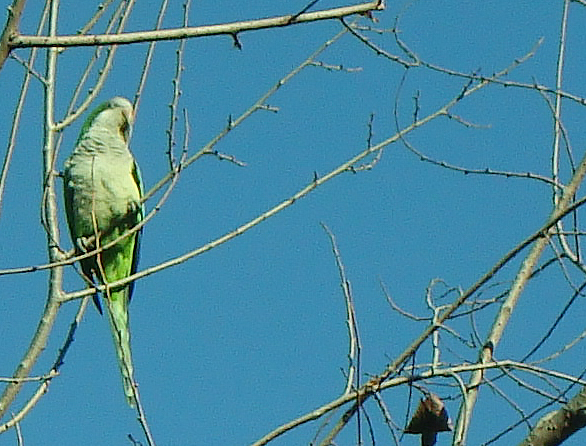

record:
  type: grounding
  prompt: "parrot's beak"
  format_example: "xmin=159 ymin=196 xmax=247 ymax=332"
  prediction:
xmin=124 ymin=106 xmax=135 ymax=125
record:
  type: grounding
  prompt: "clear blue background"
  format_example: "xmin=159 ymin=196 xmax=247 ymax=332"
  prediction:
xmin=2 ymin=1 xmax=586 ymax=445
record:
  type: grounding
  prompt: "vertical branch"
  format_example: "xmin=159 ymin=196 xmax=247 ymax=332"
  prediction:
xmin=321 ymin=223 xmax=363 ymax=445
xmin=550 ymin=0 xmax=570 ymax=197
xmin=551 ymin=1 xmax=582 ymax=266
xmin=166 ymin=0 xmax=190 ymax=169
xmin=42 ymin=0 xmax=61 ymax=259
xmin=133 ymin=385 xmax=157 ymax=446
xmin=133 ymin=0 xmax=170 ymax=112
xmin=321 ymin=223 xmax=361 ymax=395
xmin=0 ymin=0 xmax=63 ymax=421
xmin=425 ymin=282 xmax=442 ymax=372
xmin=0 ymin=2 xmax=50 ymax=220
xmin=181 ymin=108 xmax=190 ymax=162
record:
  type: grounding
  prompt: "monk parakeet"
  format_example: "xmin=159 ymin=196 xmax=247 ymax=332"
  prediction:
xmin=63 ymin=96 xmax=143 ymax=407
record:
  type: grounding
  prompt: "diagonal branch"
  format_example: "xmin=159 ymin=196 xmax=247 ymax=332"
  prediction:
xmin=0 ymin=0 xmax=61 ymax=421
xmin=453 ymin=120 xmax=586 ymax=446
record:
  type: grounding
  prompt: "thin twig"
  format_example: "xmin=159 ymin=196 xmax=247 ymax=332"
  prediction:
xmin=53 ymin=0 xmax=137 ymax=132
xmin=77 ymin=0 xmax=117 ymax=35
xmin=321 ymin=223 xmax=361 ymax=396
xmin=165 ymin=0 xmax=190 ymax=169
xmin=133 ymin=0 xmax=170 ymax=113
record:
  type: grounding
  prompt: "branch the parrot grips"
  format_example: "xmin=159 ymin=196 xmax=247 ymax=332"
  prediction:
xmin=73 ymin=235 xmax=104 ymax=313
xmin=405 ymin=393 xmax=453 ymax=446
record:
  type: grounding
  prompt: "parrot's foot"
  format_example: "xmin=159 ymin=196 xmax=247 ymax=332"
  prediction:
xmin=75 ymin=236 xmax=92 ymax=253
xmin=126 ymin=200 xmax=141 ymax=217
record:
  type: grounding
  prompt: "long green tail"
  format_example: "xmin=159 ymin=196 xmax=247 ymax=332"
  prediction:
xmin=105 ymin=289 xmax=136 ymax=407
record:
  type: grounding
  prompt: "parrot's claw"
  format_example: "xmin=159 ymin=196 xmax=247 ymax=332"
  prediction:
xmin=76 ymin=236 xmax=92 ymax=253
xmin=127 ymin=200 xmax=141 ymax=216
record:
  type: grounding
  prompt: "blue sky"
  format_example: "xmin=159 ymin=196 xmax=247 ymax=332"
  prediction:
xmin=2 ymin=1 xmax=586 ymax=445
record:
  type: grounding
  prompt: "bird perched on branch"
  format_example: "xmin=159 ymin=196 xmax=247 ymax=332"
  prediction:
xmin=63 ymin=96 xmax=143 ymax=407
xmin=405 ymin=392 xmax=452 ymax=446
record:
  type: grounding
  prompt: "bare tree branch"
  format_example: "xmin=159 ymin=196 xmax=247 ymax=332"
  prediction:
xmin=9 ymin=2 xmax=385 ymax=48
xmin=0 ymin=0 xmax=27 ymax=70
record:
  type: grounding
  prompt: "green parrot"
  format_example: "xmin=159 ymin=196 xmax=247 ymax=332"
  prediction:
xmin=63 ymin=96 xmax=143 ymax=407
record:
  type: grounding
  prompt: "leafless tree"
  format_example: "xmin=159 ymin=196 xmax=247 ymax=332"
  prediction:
xmin=1 ymin=1 xmax=586 ymax=445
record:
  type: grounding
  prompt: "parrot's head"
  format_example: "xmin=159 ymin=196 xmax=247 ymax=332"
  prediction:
xmin=79 ymin=96 xmax=134 ymax=144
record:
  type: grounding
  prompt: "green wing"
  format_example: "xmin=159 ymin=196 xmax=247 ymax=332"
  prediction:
xmin=128 ymin=159 xmax=144 ymax=301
